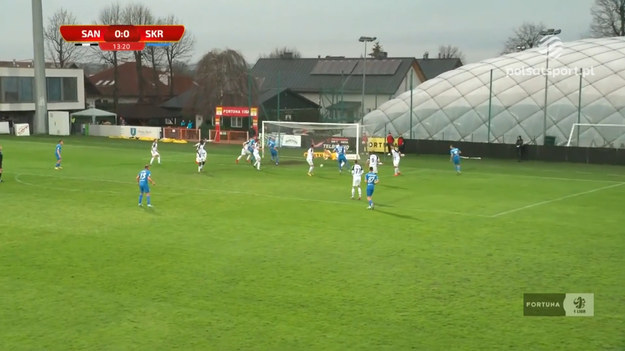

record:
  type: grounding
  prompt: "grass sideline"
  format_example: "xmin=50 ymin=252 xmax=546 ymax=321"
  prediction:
xmin=0 ymin=135 xmax=624 ymax=350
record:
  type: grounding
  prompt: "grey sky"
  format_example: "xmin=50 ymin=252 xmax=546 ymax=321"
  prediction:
xmin=1 ymin=0 xmax=595 ymax=64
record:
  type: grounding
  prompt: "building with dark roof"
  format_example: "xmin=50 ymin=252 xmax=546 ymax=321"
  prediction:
xmin=88 ymin=61 xmax=194 ymax=125
xmin=250 ymin=55 xmax=461 ymax=123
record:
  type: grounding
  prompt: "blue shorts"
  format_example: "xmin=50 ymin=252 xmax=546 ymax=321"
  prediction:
xmin=366 ymin=186 xmax=375 ymax=197
xmin=453 ymin=157 xmax=460 ymax=165
xmin=338 ymin=155 xmax=347 ymax=163
xmin=55 ymin=154 xmax=61 ymax=160
xmin=139 ymin=183 xmax=150 ymax=193
xmin=270 ymin=149 xmax=278 ymax=156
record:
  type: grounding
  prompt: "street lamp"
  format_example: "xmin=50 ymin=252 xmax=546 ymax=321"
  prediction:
xmin=539 ymin=28 xmax=561 ymax=145
xmin=359 ymin=36 xmax=376 ymax=123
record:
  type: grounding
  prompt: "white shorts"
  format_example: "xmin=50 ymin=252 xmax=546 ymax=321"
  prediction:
xmin=352 ymin=177 xmax=361 ymax=187
xmin=196 ymin=156 xmax=206 ymax=163
xmin=253 ymin=153 xmax=261 ymax=160
xmin=371 ymin=165 xmax=378 ymax=173
xmin=307 ymin=158 xmax=314 ymax=166
xmin=241 ymin=148 xmax=250 ymax=156
xmin=393 ymin=161 xmax=399 ymax=167
xmin=151 ymin=151 xmax=160 ymax=157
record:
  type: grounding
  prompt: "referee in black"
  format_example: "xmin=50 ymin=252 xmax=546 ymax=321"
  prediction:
xmin=0 ymin=145 xmax=3 ymax=182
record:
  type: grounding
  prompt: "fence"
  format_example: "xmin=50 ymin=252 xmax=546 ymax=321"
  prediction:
xmin=163 ymin=127 xmax=201 ymax=142
xmin=209 ymin=130 xmax=249 ymax=144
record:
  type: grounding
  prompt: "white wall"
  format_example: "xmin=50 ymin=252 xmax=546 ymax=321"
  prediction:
xmin=0 ymin=66 xmax=85 ymax=112
xmin=88 ymin=124 xmax=161 ymax=139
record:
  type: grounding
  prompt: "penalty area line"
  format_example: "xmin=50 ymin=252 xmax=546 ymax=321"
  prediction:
xmin=489 ymin=182 xmax=625 ymax=218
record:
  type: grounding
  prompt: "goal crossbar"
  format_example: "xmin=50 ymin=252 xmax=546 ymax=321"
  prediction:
xmin=566 ymin=123 xmax=625 ymax=147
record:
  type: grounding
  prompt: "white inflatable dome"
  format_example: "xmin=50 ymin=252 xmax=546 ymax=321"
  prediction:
xmin=364 ymin=37 xmax=625 ymax=147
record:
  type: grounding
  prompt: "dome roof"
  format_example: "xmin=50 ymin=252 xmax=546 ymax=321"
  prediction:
xmin=365 ymin=37 xmax=625 ymax=147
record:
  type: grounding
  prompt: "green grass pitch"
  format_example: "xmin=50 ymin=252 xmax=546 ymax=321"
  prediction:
xmin=0 ymin=135 xmax=623 ymax=350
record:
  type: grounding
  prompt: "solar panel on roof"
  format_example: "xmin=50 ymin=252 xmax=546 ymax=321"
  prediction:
xmin=353 ymin=59 xmax=401 ymax=75
xmin=310 ymin=60 xmax=358 ymax=75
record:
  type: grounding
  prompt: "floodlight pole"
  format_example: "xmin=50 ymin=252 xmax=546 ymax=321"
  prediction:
xmin=32 ymin=0 xmax=48 ymax=134
xmin=487 ymin=69 xmax=493 ymax=143
xmin=577 ymin=68 xmax=583 ymax=146
xmin=359 ymin=36 xmax=376 ymax=125
xmin=539 ymin=28 xmax=561 ymax=145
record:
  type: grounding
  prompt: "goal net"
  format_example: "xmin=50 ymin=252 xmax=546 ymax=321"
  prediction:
xmin=566 ymin=123 xmax=625 ymax=148
xmin=261 ymin=121 xmax=361 ymax=160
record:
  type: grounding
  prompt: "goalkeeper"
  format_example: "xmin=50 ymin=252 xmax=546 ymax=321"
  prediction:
xmin=334 ymin=144 xmax=349 ymax=173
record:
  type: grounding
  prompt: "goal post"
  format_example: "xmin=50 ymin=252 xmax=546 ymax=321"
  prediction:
xmin=261 ymin=121 xmax=361 ymax=160
xmin=566 ymin=123 xmax=625 ymax=147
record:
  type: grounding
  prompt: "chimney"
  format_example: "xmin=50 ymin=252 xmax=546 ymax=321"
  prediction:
xmin=423 ymin=52 xmax=429 ymax=59
xmin=281 ymin=52 xmax=293 ymax=59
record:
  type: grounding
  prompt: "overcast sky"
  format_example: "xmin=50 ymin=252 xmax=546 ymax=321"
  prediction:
xmin=0 ymin=0 xmax=595 ymax=65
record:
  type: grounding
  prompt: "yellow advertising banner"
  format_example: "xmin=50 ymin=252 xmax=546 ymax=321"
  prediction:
xmin=367 ymin=137 xmax=398 ymax=152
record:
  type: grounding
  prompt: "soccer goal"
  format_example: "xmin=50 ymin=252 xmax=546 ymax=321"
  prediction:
xmin=261 ymin=121 xmax=361 ymax=160
xmin=566 ymin=123 xmax=625 ymax=147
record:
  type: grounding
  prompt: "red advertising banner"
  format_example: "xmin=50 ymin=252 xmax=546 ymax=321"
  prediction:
xmin=215 ymin=106 xmax=257 ymax=117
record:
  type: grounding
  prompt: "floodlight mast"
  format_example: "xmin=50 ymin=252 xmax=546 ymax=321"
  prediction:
xmin=538 ymin=28 xmax=562 ymax=144
xmin=358 ymin=36 xmax=376 ymax=125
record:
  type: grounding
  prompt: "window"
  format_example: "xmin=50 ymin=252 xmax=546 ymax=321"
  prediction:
xmin=19 ymin=77 xmax=33 ymax=102
xmin=46 ymin=77 xmax=78 ymax=102
xmin=62 ymin=77 xmax=77 ymax=101
xmin=2 ymin=77 xmax=19 ymax=102
xmin=46 ymin=77 xmax=62 ymax=102
xmin=0 ymin=77 xmax=34 ymax=103
xmin=231 ymin=117 xmax=243 ymax=128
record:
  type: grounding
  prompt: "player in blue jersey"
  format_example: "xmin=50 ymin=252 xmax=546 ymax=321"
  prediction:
xmin=334 ymin=144 xmax=349 ymax=173
xmin=450 ymin=144 xmax=461 ymax=174
xmin=268 ymin=137 xmax=279 ymax=165
xmin=247 ymin=138 xmax=257 ymax=164
xmin=54 ymin=139 xmax=63 ymax=170
xmin=365 ymin=166 xmax=379 ymax=210
xmin=136 ymin=164 xmax=155 ymax=207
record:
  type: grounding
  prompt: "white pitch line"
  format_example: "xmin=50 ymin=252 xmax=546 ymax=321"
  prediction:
xmin=489 ymin=182 xmax=625 ymax=218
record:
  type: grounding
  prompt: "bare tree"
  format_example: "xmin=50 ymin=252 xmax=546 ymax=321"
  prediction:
xmin=122 ymin=3 xmax=154 ymax=102
xmin=263 ymin=47 xmax=302 ymax=59
xmin=92 ymin=2 xmax=127 ymax=113
xmin=193 ymin=49 xmax=256 ymax=119
xmin=501 ymin=22 xmax=546 ymax=54
xmin=590 ymin=0 xmax=625 ymax=37
xmin=162 ymin=15 xmax=195 ymax=97
xmin=44 ymin=8 xmax=81 ymax=67
xmin=438 ymin=45 xmax=465 ymax=62
xmin=143 ymin=18 xmax=166 ymax=98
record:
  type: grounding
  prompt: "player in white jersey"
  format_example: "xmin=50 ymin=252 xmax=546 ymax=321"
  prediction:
xmin=196 ymin=141 xmax=207 ymax=172
xmin=150 ymin=139 xmax=160 ymax=165
xmin=366 ymin=152 xmax=379 ymax=174
xmin=252 ymin=143 xmax=261 ymax=170
xmin=350 ymin=160 xmax=363 ymax=200
xmin=306 ymin=144 xmax=315 ymax=176
xmin=236 ymin=140 xmax=251 ymax=164
xmin=391 ymin=147 xmax=401 ymax=176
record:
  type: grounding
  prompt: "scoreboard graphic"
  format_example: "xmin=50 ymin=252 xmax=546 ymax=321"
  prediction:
xmin=60 ymin=25 xmax=185 ymax=51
